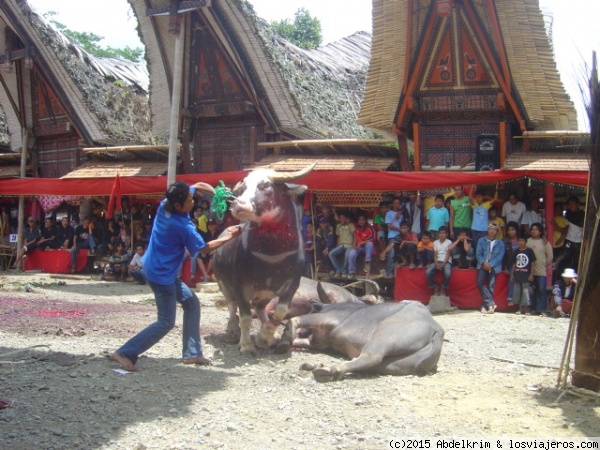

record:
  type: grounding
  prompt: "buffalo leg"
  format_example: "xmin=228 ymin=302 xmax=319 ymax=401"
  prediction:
xmin=256 ymin=282 xmax=296 ymax=349
xmin=238 ymin=285 xmax=257 ymax=356
xmin=225 ymin=300 xmax=240 ymax=344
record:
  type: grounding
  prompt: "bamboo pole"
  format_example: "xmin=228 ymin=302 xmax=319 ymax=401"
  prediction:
xmin=15 ymin=129 xmax=28 ymax=270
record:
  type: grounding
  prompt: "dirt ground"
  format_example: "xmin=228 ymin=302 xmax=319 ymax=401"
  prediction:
xmin=0 ymin=272 xmax=598 ymax=450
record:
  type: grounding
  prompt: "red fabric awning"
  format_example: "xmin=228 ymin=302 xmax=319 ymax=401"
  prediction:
xmin=0 ymin=170 xmax=588 ymax=197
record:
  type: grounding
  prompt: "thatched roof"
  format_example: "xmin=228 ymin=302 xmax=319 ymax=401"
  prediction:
xmin=503 ymin=152 xmax=589 ymax=171
xmin=250 ymin=155 xmax=397 ymax=171
xmin=359 ymin=0 xmax=578 ymax=135
xmin=61 ymin=160 xmax=167 ymax=179
xmin=129 ymin=0 xmax=373 ymax=141
xmin=0 ymin=0 xmax=157 ymax=149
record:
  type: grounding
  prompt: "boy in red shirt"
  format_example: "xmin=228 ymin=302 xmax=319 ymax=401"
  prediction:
xmin=347 ymin=214 xmax=375 ymax=277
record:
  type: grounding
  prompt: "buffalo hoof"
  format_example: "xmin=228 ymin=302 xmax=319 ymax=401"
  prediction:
xmin=255 ymin=333 xmax=273 ymax=350
xmin=239 ymin=344 xmax=258 ymax=357
xmin=225 ymin=331 xmax=241 ymax=345
xmin=299 ymin=362 xmax=317 ymax=371
xmin=312 ymin=367 xmax=335 ymax=382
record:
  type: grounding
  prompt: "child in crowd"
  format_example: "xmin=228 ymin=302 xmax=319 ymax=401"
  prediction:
xmin=426 ymin=194 xmax=449 ymax=240
xmin=374 ymin=202 xmax=389 ymax=254
xmin=469 ymin=183 xmax=498 ymax=250
xmin=451 ymin=229 xmax=475 ymax=269
xmin=425 ymin=227 xmax=459 ymax=296
xmin=512 ymin=233 xmax=536 ymax=315
xmin=416 ymin=231 xmax=434 ymax=268
xmin=379 ymin=221 xmax=417 ymax=268
xmin=104 ymin=242 xmax=129 ymax=281
xmin=488 ymin=206 xmax=504 ymax=240
xmin=128 ymin=244 xmax=147 ymax=285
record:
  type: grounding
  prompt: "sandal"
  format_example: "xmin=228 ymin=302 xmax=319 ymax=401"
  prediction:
xmin=487 ymin=304 xmax=497 ymax=314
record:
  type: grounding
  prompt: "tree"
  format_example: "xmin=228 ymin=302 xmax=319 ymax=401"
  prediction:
xmin=271 ymin=8 xmax=322 ymax=50
xmin=44 ymin=11 xmax=143 ymax=63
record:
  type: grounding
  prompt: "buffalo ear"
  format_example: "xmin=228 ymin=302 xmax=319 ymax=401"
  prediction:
xmin=284 ymin=183 xmax=307 ymax=197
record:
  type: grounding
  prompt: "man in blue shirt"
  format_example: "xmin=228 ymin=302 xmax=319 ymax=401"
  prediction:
xmin=111 ymin=181 xmax=241 ymax=371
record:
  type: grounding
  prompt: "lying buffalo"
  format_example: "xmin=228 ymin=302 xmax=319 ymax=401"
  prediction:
xmin=276 ymin=298 xmax=445 ymax=381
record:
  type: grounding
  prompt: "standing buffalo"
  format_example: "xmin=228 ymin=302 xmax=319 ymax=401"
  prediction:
xmin=213 ymin=164 xmax=315 ymax=356
xmin=276 ymin=297 xmax=445 ymax=381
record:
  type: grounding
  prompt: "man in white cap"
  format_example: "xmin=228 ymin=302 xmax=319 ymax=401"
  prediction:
xmin=551 ymin=268 xmax=577 ymax=317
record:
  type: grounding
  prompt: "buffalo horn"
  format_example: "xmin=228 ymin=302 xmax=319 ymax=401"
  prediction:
xmin=316 ymin=282 xmax=332 ymax=304
xmin=266 ymin=161 xmax=317 ymax=183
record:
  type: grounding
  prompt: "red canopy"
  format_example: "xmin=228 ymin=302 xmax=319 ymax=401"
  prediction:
xmin=0 ymin=170 xmax=588 ymax=197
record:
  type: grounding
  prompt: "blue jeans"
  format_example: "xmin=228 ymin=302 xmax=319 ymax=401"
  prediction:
xmin=477 ymin=268 xmax=497 ymax=308
xmin=71 ymin=236 xmax=96 ymax=268
xmin=117 ymin=279 xmax=203 ymax=364
xmin=386 ymin=246 xmax=396 ymax=277
xmin=425 ymin=262 xmax=452 ymax=289
xmin=129 ymin=268 xmax=147 ymax=285
xmin=531 ymin=275 xmax=548 ymax=313
xmin=329 ymin=245 xmax=351 ymax=274
xmin=347 ymin=242 xmax=374 ymax=274
xmin=417 ymin=249 xmax=433 ymax=266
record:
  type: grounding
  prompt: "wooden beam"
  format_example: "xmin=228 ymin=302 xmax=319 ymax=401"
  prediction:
xmin=413 ymin=123 xmax=421 ymax=172
xmin=499 ymin=121 xmax=506 ymax=168
xmin=257 ymin=139 xmax=397 ymax=148
xmin=146 ymin=0 xmax=209 ymax=16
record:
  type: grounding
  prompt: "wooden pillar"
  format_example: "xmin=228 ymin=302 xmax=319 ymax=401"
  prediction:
xmin=413 ymin=123 xmax=420 ymax=171
xmin=167 ymin=15 xmax=185 ymax=185
xmin=545 ymin=183 xmax=554 ymax=287
xmin=499 ymin=121 xmax=506 ymax=168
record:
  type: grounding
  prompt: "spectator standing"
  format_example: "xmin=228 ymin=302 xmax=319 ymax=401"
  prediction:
xmin=425 ymin=226 xmax=459 ymax=296
xmin=328 ymin=211 xmax=355 ymax=278
xmin=449 ymin=186 xmax=472 ymax=239
xmin=521 ymin=198 xmax=544 ymax=235
xmin=511 ymin=234 xmax=536 ymax=315
xmin=405 ymin=192 xmax=422 ymax=237
xmin=551 ymin=268 xmax=577 ymax=317
xmin=488 ymin=207 xmax=505 ymax=240
xmin=503 ymin=221 xmax=520 ymax=306
xmin=476 ymin=223 xmax=505 ymax=314
xmin=416 ymin=231 xmax=434 ymax=268
xmin=129 ymin=244 xmax=147 ymax=285
xmin=559 ymin=196 xmax=584 ymax=275
xmin=12 ymin=216 xmax=41 ymax=269
xmin=502 ymin=193 xmax=526 ymax=228
xmin=469 ymin=183 xmax=498 ymax=250
xmin=38 ymin=218 xmax=59 ymax=251
xmin=347 ymin=214 xmax=375 ymax=277
xmin=384 ymin=198 xmax=404 ymax=278
xmin=426 ymin=194 xmax=449 ymax=240
xmin=374 ymin=202 xmax=389 ymax=254
xmin=316 ymin=204 xmax=337 ymax=230
xmin=526 ymin=223 xmax=553 ymax=315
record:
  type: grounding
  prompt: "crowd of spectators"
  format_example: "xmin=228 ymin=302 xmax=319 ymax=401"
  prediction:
xmin=305 ymin=185 xmax=583 ymax=317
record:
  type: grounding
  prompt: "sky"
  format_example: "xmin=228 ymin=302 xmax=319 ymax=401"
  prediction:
xmin=26 ymin=0 xmax=600 ymax=131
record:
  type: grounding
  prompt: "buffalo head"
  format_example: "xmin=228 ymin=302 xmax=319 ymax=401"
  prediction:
xmin=231 ymin=163 xmax=316 ymax=223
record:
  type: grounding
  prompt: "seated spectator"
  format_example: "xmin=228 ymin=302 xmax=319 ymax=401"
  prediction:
xmin=476 ymin=223 xmax=505 ymax=314
xmin=117 ymin=219 xmax=132 ymax=253
xmin=104 ymin=219 xmax=120 ymax=254
xmin=301 ymin=208 xmax=312 ymax=234
xmin=128 ymin=244 xmax=147 ymax=285
xmin=139 ymin=220 xmax=153 ymax=247
xmin=328 ymin=211 xmax=355 ymax=278
xmin=425 ymin=227 xmax=459 ymax=296
xmin=488 ymin=206 xmax=504 ymax=240
xmin=37 ymin=218 xmax=59 ymax=251
xmin=511 ymin=233 xmax=536 ymax=315
xmin=70 ymin=218 xmax=97 ymax=273
xmin=103 ymin=242 xmax=129 ymax=281
xmin=451 ymin=229 xmax=475 ymax=269
xmin=316 ymin=204 xmax=337 ymax=229
xmin=13 ymin=216 xmax=41 ymax=269
xmin=374 ymin=201 xmax=389 ymax=254
xmin=416 ymin=231 xmax=434 ymax=268
xmin=380 ymin=221 xmax=417 ymax=268
xmin=347 ymin=214 xmax=375 ymax=277
xmin=303 ymin=222 xmax=315 ymax=278
xmin=551 ymin=268 xmax=577 ymax=317
xmin=56 ymin=217 xmax=74 ymax=250
xmin=426 ymin=194 xmax=449 ymax=240
xmin=191 ymin=219 xmax=220 ymax=283
xmin=315 ymin=217 xmax=335 ymax=273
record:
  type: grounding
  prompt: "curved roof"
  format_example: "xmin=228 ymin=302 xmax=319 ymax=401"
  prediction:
xmin=358 ymin=0 xmax=578 ymax=135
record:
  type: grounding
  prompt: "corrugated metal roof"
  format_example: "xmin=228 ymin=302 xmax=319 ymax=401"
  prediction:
xmin=250 ymin=155 xmax=396 ymax=171
xmin=503 ymin=153 xmax=589 ymax=171
xmin=61 ymin=161 xmax=167 ymax=179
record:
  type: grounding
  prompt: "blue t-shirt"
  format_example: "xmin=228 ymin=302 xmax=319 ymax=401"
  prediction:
xmin=143 ymin=188 xmax=207 ymax=284
xmin=385 ymin=209 xmax=403 ymax=239
xmin=472 ymin=201 xmax=493 ymax=232
xmin=427 ymin=206 xmax=449 ymax=231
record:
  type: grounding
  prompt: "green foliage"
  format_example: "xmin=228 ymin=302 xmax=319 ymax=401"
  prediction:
xmin=43 ymin=11 xmax=143 ymax=62
xmin=271 ymin=8 xmax=322 ymax=50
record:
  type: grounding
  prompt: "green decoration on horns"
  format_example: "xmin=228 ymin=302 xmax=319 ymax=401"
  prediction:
xmin=211 ymin=181 xmax=235 ymax=221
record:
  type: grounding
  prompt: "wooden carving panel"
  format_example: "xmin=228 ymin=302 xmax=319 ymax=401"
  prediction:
xmin=32 ymin=69 xmax=71 ymax=136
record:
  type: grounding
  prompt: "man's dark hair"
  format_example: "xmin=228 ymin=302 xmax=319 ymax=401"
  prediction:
xmin=489 ymin=206 xmax=498 ymax=213
xmin=165 ymin=181 xmax=190 ymax=210
xmin=517 ymin=233 xmax=528 ymax=241
xmin=135 ymin=244 xmax=145 ymax=250
xmin=421 ymin=231 xmax=432 ymax=239
xmin=438 ymin=226 xmax=448 ymax=233
xmin=400 ymin=221 xmax=410 ymax=228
